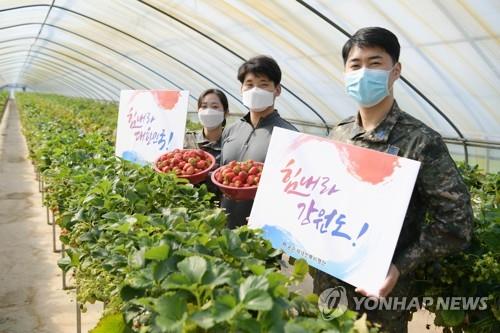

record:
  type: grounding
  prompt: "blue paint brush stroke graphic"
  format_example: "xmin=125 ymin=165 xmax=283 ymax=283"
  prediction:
xmin=261 ymin=224 xmax=369 ymax=282
xmin=122 ymin=150 xmax=147 ymax=166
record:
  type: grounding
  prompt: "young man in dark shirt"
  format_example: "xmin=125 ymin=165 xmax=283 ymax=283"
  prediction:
xmin=220 ymin=55 xmax=297 ymax=229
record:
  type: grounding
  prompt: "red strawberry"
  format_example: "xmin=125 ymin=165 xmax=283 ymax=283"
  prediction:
xmin=196 ymin=160 xmax=206 ymax=169
xmin=185 ymin=166 xmax=195 ymax=175
xmin=224 ymin=172 xmax=235 ymax=182
xmin=215 ymin=172 xmax=223 ymax=183
xmin=238 ymin=171 xmax=248 ymax=182
xmin=248 ymin=166 xmax=259 ymax=175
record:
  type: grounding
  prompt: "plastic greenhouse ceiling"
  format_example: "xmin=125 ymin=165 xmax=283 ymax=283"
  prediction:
xmin=1 ymin=0 xmax=499 ymax=169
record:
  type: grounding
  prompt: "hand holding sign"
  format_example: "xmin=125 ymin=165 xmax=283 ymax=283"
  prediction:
xmin=355 ymin=263 xmax=401 ymax=298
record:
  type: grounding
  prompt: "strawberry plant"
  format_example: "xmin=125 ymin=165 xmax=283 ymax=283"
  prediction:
xmin=0 ymin=91 xmax=8 ymax=122
xmin=413 ymin=163 xmax=499 ymax=332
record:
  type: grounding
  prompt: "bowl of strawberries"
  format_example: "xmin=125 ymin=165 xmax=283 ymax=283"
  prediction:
xmin=154 ymin=149 xmax=216 ymax=184
xmin=211 ymin=160 xmax=263 ymax=200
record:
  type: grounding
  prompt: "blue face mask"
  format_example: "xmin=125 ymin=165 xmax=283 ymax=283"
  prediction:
xmin=344 ymin=67 xmax=393 ymax=108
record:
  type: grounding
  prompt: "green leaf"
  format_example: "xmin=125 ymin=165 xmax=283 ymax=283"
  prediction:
xmin=177 ymin=256 xmax=207 ymax=284
xmin=248 ymin=264 xmax=266 ymax=275
xmin=64 ymin=248 xmax=80 ymax=267
xmin=225 ymin=230 xmax=242 ymax=250
xmin=440 ymin=310 xmax=465 ymax=326
xmin=109 ymin=222 xmax=131 ymax=233
xmin=479 ymin=223 xmax=500 ymax=252
xmin=89 ymin=313 xmax=126 ymax=333
xmin=126 ymin=269 xmax=154 ymax=289
xmin=236 ymin=317 xmax=261 ymax=333
xmin=57 ymin=256 xmax=72 ymax=272
xmin=162 ymin=272 xmax=192 ymax=289
xmin=353 ymin=313 xmax=369 ymax=333
xmin=145 ymin=244 xmax=170 ymax=261
xmin=267 ymin=272 xmax=288 ymax=288
xmin=154 ymin=294 xmax=187 ymax=332
xmin=190 ymin=310 xmax=215 ymax=329
xmin=120 ymin=285 xmax=144 ymax=301
xmin=292 ymin=259 xmax=309 ymax=281
xmin=239 ymin=275 xmax=269 ymax=302
xmin=284 ymin=322 xmax=308 ymax=333
xmin=128 ymin=248 xmax=145 ymax=269
xmin=202 ymin=263 xmax=233 ymax=288
xmin=243 ymin=290 xmax=273 ymax=311
xmin=101 ymin=212 xmax=123 ymax=221
xmin=153 ymin=257 xmax=177 ymax=282
xmin=213 ymin=294 xmax=238 ymax=323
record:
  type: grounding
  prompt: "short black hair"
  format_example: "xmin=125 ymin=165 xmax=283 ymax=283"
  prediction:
xmin=342 ymin=27 xmax=400 ymax=64
xmin=237 ymin=55 xmax=281 ymax=86
xmin=197 ymin=88 xmax=229 ymax=113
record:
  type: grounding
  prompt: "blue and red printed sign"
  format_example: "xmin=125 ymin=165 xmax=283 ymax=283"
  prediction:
xmin=249 ymin=128 xmax=420 ymax=294
xmin=115 ymin=90 xmax=189 ymax=164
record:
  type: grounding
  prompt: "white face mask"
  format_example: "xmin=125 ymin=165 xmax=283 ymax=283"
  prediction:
xmin=198 ymin=108 xmax=224 ymax=129
xmin=242 ymin=87 xmax=275 ymax=112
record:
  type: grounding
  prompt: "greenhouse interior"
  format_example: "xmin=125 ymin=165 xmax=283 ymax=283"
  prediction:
xmin=0 ymin=1 xmax=498 ymax=333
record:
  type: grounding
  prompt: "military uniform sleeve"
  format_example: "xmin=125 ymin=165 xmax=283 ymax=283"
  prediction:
xmin=393 ymin=137 xmax=473 ymax=276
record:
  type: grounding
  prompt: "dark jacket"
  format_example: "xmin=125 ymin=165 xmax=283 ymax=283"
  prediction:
xmin=220 ymin=110 xmax=298 ymax=228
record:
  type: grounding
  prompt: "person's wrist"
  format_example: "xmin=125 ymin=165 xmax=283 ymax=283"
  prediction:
xmin=392 ymin=262 xmax=401 ymax=278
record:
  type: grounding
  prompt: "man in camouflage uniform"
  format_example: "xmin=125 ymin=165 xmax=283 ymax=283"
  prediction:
xmin=313 ymin=27 xmax=473 ymax=332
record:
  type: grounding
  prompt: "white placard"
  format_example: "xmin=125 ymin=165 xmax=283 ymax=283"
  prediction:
xmin=115 ymin=90 xmax=189 ymax=164
xmin=249 ymin=128 xmax=420 ymax=294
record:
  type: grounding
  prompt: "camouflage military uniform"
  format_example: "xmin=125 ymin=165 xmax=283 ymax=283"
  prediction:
xmin=313 ymin=101 xmax=473 ymax=332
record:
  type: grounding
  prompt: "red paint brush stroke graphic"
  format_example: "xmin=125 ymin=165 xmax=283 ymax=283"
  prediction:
xmin=151 ymin=90 xmax=181 ymax=110
xmin=338 ymin=145 xmax=399 ymax=185
xmin=288 ymin=134 xmax=399 ymax=185
xmin=287 ymin=135 xmax=333 ymax=152
xmin=127 ymin=90 xmax=181 ymax=111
